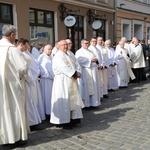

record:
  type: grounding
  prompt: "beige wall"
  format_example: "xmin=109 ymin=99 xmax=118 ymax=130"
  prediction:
xmin=116 ymin=10 xmax=150 ymax=43
xmin=1 ymin=0 xmax=115 ymax=43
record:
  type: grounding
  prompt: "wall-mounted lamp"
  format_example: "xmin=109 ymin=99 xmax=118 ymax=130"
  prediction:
xmin=120 ymin=3 xmax=125 ymax=7
xmin=58 ymin=3 xmax=80 ymax=21
xmin=87 ymin=9 xmax=105 ymax=25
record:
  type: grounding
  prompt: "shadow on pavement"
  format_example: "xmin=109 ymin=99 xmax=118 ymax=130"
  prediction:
xmin=1 ymin=77 xmax=150 ymax=149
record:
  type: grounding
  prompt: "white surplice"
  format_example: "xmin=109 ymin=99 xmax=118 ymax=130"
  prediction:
xmin=38 ymin=53 xmax=54 ymax=115
xmin=31 ymin=47 xmax=40 ymax=60
xmin=25 ymin=51 xmax=45 ymax=120
xmin=75 ymin=47 xmax=101 ymax=107
xmin=88 ymin=45 xmax=103 ymax=98
xmin=107 ymin=47 xmax=119 ymax=90
xmin=50 ymin=50 xmax=84 ymax=124
xmin=51 ymin=47 xmax=59 ymax=57
xmin=96 ymin=44 xmax=109 ymax=95
xmin=114 ymin=48 xmax=133 ymax=87
xmin=130 ymin=44 xmax=146 ymax=69
xmin=23 ymin=51 xmax=44 ymax=125
xmin=0 ymin=38 xmax=28 ymax=144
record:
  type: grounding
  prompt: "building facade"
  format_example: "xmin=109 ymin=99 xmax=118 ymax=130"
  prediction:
xmin=0 ymin=0 xmax=115 ymax=52
xmin=115 ymin=0 xmax=150 ymax=43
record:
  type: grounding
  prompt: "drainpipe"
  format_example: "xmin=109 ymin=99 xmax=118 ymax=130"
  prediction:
xmin=114 ymin=0 xmax=117 ymax=43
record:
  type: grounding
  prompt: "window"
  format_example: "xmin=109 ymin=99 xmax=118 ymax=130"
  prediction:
xmin=122 ymin=19 xmax=131 ymax=40
xmin=133 ymin=20 xmax=144 ymax=40
xmin=147 ymin=0 xmax=150 ymax=4
xmin=29 ymin=8 xmax=54 ymax=46
xmin=37 ymin=11 xmax=44 ymax=24
xmin=0 ymin=3 xmax=13 ymax=22
xmin=96 ymin=0 xmax=108 ymax=3
xmin=147 ymin=23 xmax=150 ymax=41
xmin=133 ymin=0 xmax=143 ymax=2
xmin=0 ymin=3 xmax=13 ymax=38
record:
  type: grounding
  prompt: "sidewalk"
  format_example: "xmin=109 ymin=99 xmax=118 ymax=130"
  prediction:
xmin=1 ymin=76 xmax=150 ymax=150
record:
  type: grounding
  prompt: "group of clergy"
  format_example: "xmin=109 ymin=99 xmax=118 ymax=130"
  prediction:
xmin=29 ymin=36 xmax=146 ymax=129
xmin=0 ymin=24 xmax=147 ymax=147
xmin=29 ymin=35 xmax=146 ymax=130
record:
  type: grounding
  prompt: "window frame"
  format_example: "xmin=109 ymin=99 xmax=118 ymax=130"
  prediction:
xmin=29 ymin=8 xmax=54 ymax=28
xmin=0 ymin=2 xmax=13 ymax=24
xmin=29 ymin=8 xmax=55 ymax=44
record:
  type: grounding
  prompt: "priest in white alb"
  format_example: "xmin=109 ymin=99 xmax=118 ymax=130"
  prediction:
xmin=0 ymin=25 xmax=28 ymax=146
xmin=96 ymin=37 xmax=109 ymax=98
xmin=17 ymin=38 xmax=43 ymax=132
xmin=75 ymin=39 xmax=101 ymax=108
xmin=50 ymin=40 xmax=84 ymax=128
xmin=88 ymin=37 xmax=103 ymax=99
xmin=115 ymin=41 xmax=135 ymax=88
xmin=26 ymin=45 xmax=46 ymax=121
xmin=38 ymin=44 xmax=54 ymax=117
xmin=105 ymin=39 xmax=119 ymax=91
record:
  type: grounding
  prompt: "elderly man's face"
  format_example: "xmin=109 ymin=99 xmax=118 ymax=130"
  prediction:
xmin=105 ymin=42 xmax=111 ymax=48
xmin=43 ymin=45 xmax=52 ymax=56
xmin=132 ymin=38 xmax=139 ymax=45
xmin=119 ymin=42 xmax=124 ymax=48
xmin=59 ymin=40 xmax=68 ymax=53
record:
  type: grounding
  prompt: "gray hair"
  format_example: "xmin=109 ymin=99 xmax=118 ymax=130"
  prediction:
xmin=105 ymin=39 xmax=111 ymax=44
xmin=121 ymin=37 xmax=127 ymax=42
xmin=2 ymin=24 xmax=17 ymax=36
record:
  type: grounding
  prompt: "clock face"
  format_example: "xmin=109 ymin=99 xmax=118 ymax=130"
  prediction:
xmin=92 ymin=20 xmax=102 ymax=30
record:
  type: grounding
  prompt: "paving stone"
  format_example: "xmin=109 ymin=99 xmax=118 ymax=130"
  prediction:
xmin=1 ymin=76 xmax=150 ymax=150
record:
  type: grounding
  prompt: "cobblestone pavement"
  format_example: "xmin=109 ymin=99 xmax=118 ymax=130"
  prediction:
xmin=1 ymin=76 xmax=150 ymax=150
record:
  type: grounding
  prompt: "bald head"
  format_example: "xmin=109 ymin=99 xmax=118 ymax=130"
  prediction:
xmin=58 ymin=40 xmax=68 ymax=53
xmin=132 ymin=37 xmax=139 ymax=45
xmin=105 ymin=39 xmax=111 ymax=48
xmin=43 ymin=44 xmax=52 ymax=56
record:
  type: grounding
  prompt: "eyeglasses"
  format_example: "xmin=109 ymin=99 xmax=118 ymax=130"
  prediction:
xmin=68 ymin=43 xmax=73 ymax=45
xmin=84 ymin=42 xmax=89 ymax=45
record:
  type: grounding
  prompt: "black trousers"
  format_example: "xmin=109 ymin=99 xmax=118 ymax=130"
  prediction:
xmin=130 ymin=67 xmax=147 ymax=83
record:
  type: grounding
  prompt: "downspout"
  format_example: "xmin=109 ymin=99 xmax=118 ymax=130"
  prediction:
xmin=114 ymin=0 xmax=117 ymax=43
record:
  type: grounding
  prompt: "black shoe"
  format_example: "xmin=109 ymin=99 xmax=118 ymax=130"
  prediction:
xmin=108 ymin=89 xmax=115 ymax=92
xmin=13 ymin=140 xmax=28 ymax=148
xmin=3 ymin=140 xmax=28 ymax=148
xmin=63 ymin=125 xmax=73 ymax=130
xmin=119 ymin=86 xmax=127 ymax=89
xmin=62 ymin=123 xmax=73 ymax=130
xmin=30 ymin=124 xmax=44 ymax=131
xmin=83 ymin=107 xmax=92 ymax=110
xmin=46 ymin=115 xmax=50 ymax=120
xmin=71 ymin=119 xmax=81 ymax=127
xmin=55 ymin=124 xmax=63 ymax=128
xmin=103 ymin=95 xmax=109 ymax=98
